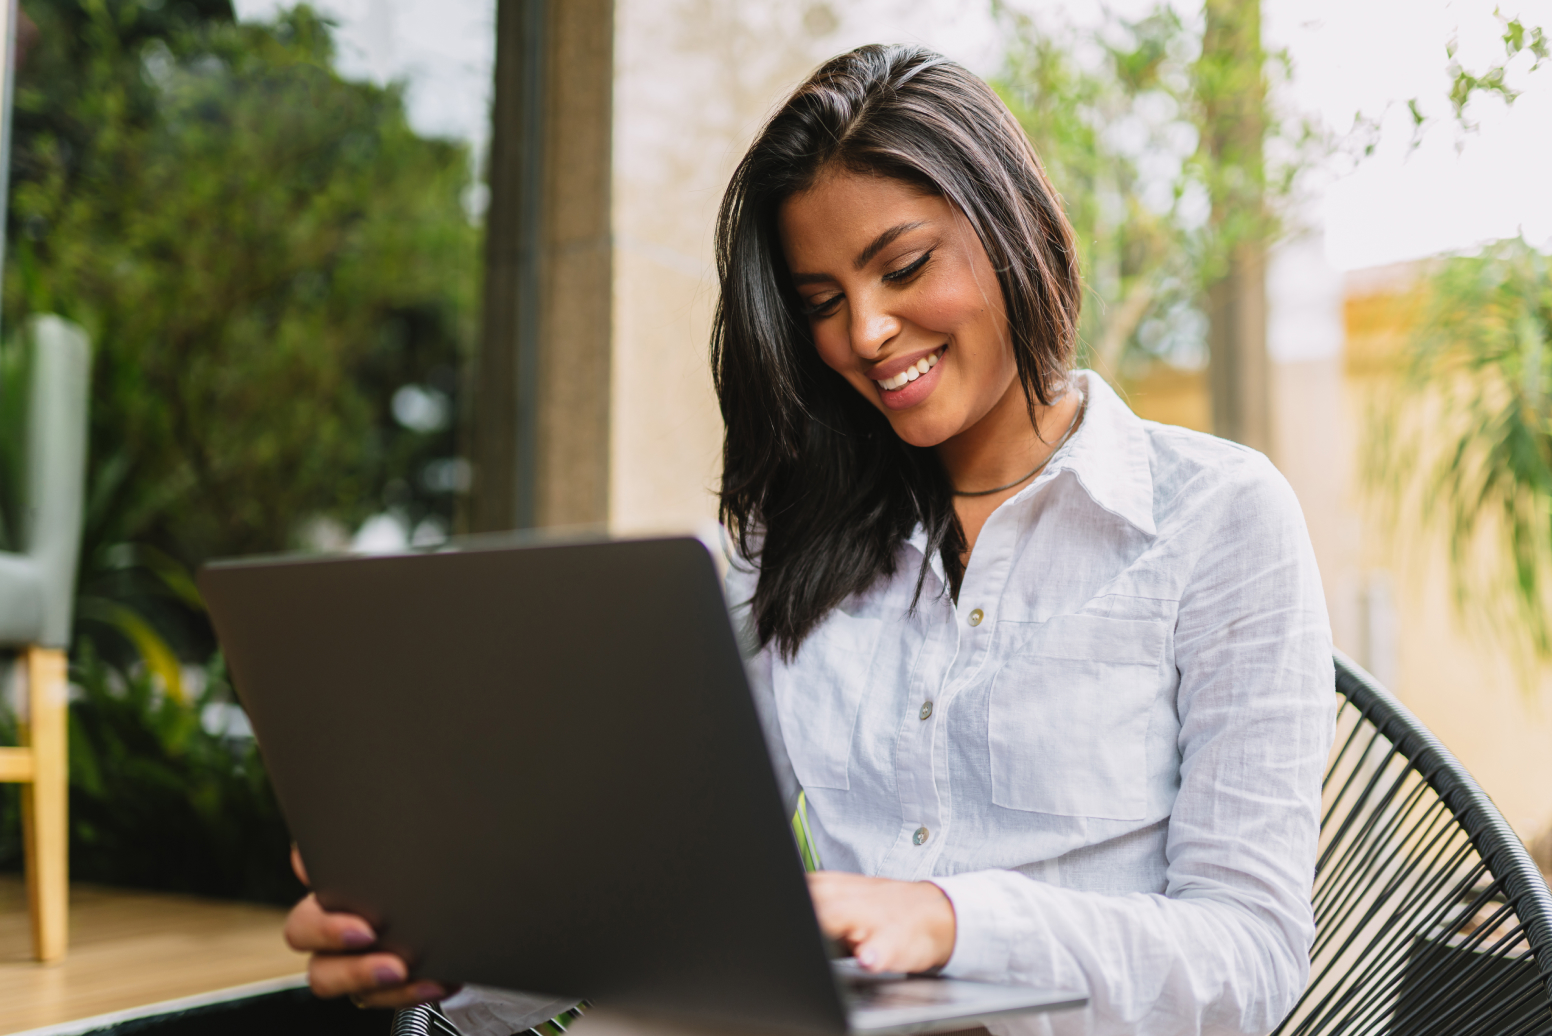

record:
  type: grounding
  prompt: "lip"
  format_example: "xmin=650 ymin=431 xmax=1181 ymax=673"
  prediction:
xmin=866 ymin=344 xmax=946 ymax=383
xmin=873 ymin=347 xmax=945 ymax=411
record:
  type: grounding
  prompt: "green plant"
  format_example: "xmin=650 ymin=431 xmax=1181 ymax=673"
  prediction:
xmin=1368 ymin=238 xmax=1552 ymax=662
xmin=0 ymin=639 xmax=301 ymax=904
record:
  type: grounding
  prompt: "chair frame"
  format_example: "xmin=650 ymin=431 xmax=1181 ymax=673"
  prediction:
xmin=0 ymin=645 xmax=69 ymax=961
xmin=1271 ymin=654 xmax=1552 ymax=1034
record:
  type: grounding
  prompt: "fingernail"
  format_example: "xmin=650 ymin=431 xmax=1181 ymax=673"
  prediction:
xmin=413 ymin=982 xmax=446 ymax=1001
xmin=341 ymin=928 xmax=373 ymax=950
xmin=858 ymin=948 xmax=878 ymax=968
xmin=373 ymin=965 xmax=403 ymax=987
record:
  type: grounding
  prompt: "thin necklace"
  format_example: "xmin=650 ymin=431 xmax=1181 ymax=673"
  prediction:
xmin=952 ymin=391 xmax=1086 ymax=497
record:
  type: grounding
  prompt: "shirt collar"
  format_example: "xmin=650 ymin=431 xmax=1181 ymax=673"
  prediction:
xmin=1037 ymin=370 xmax=1157 ymax=537
xmin=903 ymin=369 xmax=1157 ymax=559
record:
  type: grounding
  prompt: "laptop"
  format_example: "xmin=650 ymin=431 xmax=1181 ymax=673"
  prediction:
xmin=198 ymin=535 xmax=1086 ymax=1035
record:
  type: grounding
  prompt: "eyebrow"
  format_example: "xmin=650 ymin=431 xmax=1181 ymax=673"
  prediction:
xmin=853 ymin=221 xmax=927 ymax=269
xmin=788 ymin=220 xmax=929 ymax=286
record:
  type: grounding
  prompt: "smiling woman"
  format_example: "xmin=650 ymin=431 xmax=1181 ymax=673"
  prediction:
xmin=281 ymin=44 xmax=1336 ymax=1036
xmin=706 ymin=43 xmax=1335 ymax=1036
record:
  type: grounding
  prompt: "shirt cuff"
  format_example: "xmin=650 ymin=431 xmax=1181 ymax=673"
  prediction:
xmin=928 ymin=870 xmax=1036 ymax=983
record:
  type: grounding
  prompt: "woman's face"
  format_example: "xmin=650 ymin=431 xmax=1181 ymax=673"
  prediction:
xmin=778 ymin=170 xmax=1017 ymax=449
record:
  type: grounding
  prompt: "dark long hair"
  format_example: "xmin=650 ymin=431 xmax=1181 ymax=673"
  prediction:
xmin=714 ymin=44 xmax=1081 ymax=657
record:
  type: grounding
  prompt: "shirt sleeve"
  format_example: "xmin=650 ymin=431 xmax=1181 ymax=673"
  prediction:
xmin=931 ymin=456 xmax=1335 ymax=1036
xmin=724 ymin=548 xmax=801 ymax=817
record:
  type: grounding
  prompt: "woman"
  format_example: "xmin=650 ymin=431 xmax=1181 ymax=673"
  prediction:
xmin=287 ymin=44 xmax=1334 ymax=1035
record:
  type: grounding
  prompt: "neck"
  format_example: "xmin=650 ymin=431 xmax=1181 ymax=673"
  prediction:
xmin=935 ymin=375 xmax=1077 ymax=495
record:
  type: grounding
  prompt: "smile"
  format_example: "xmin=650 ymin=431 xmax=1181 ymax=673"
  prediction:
xmin=877 ymin=347 xmax=943 ymax=392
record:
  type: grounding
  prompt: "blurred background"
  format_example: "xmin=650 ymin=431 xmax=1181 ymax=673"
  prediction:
xmin=0 ymin=0 xmax=1550 ymax=1002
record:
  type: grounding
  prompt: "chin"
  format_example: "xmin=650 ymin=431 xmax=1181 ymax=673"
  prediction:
xmin=883 ymin=411 xmax=957 ymax=449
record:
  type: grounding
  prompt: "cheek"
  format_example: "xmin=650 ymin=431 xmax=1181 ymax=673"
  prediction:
xmin=909 ymin=271 xmax=996 ymax=340
xmin=810 ymin=321 xmax=854 ymax=375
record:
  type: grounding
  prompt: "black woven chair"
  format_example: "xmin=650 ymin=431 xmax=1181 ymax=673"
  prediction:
xmin=392 ymin=653 xmax=1552 ymax=1035
xmin=1273 ymin=652 xmax=1552 ymax=1035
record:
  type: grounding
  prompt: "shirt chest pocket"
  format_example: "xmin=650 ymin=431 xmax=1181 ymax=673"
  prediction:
xmin=988 ymin=614 xmax=1168 ymax=821
xmin=770 ymin=612 xmax=884 ymax=791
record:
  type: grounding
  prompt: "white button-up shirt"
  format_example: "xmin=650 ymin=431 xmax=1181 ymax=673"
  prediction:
xmin=726 ymin=371 xmax=1335 ymax=1036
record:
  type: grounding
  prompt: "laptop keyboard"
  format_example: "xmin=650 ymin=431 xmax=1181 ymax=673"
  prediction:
xmin=843 ymin=977 xmax=965 ymax=1009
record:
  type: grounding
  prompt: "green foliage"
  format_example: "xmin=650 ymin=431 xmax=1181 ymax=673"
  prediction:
xmin=1447 ymin=14 xmax=1548 ymax=128
xmin=0 ymin=640 xmax=302 ymax=903
xmin=1368 ymin=239 xmax=1552 ymax=660
xmin=6 ymin=0 xmax=476 ymax=596
xmin=1354 ymin=10 xmax=1550 ymax=154
xmin=994 ymin=7 xmax=1201 ymax=376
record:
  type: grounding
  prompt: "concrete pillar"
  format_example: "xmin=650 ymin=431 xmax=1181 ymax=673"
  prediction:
xmin=470 ymin=0 xmax=614 ymax=532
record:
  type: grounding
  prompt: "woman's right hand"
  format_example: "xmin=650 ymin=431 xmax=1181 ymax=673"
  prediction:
xmin=283 ymin=846 xmax=451 ymax=1009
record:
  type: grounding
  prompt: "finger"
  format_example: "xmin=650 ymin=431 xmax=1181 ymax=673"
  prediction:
xmin=806 ymin=873 xmax=868 ymax=941
xmin=853 ymin=934 xmax=893 ymax=971
xmin=307 ymin=950 xmax=415 ymax=999
xmin=284 ymin=894 xmax=377 ymax=953
xmin=291 ymin=844 xmax=310 ymax=887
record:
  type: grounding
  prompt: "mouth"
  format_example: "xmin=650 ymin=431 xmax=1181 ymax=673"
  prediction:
xmin=869 ymin=345 xmax=946 ymax=412
xmin=874 ymin=345 xmax=944 ymax=392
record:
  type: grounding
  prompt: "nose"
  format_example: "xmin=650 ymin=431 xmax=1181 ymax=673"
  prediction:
xmin=848 ymin=290 xmax=901 ymax=360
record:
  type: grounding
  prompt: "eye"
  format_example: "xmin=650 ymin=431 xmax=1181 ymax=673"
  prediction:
xmin=803 ymin=293 xmax=843 ymax=318
xmin=882 ymin=249 xmax=933 ymax=284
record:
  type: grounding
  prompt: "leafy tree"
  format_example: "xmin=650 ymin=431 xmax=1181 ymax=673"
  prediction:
xmin=4 ymin=0 xmax=477 ymax=663
xmin=992 ymin=4 xmax=1311 ymax=395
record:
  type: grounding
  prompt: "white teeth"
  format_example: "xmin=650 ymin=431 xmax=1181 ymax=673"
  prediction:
xmin=878 ymin=348 xmax=945 ymax=391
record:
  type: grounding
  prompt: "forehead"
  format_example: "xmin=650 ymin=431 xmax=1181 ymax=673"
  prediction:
xmin=777 ymin=171 xmax=951 ymax=266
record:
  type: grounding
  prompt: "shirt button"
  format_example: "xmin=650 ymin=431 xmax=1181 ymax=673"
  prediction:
xmin=919 ymin=701 xmax=934 ymax=720
xmin=968 ymin=608 xmax=984 ymax=626
xmin=913 ymin=826 xmax=930 ymax=846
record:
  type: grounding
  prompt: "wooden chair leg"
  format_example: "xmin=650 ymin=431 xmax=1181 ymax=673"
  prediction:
xmin=20 ymin=646 xmax=69 ymax=962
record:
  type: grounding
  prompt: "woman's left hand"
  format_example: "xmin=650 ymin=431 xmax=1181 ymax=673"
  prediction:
xmin=806 ymin=871 xmax=957 ymax=974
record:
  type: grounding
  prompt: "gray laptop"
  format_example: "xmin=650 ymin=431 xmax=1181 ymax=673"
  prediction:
xmin=198 ymin=535 xmax=1085 ymax=1035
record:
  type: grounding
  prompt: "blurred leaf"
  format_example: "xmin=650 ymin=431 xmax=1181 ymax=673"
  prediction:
xmin=76 ymin=595 xmax=187 ymax=701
